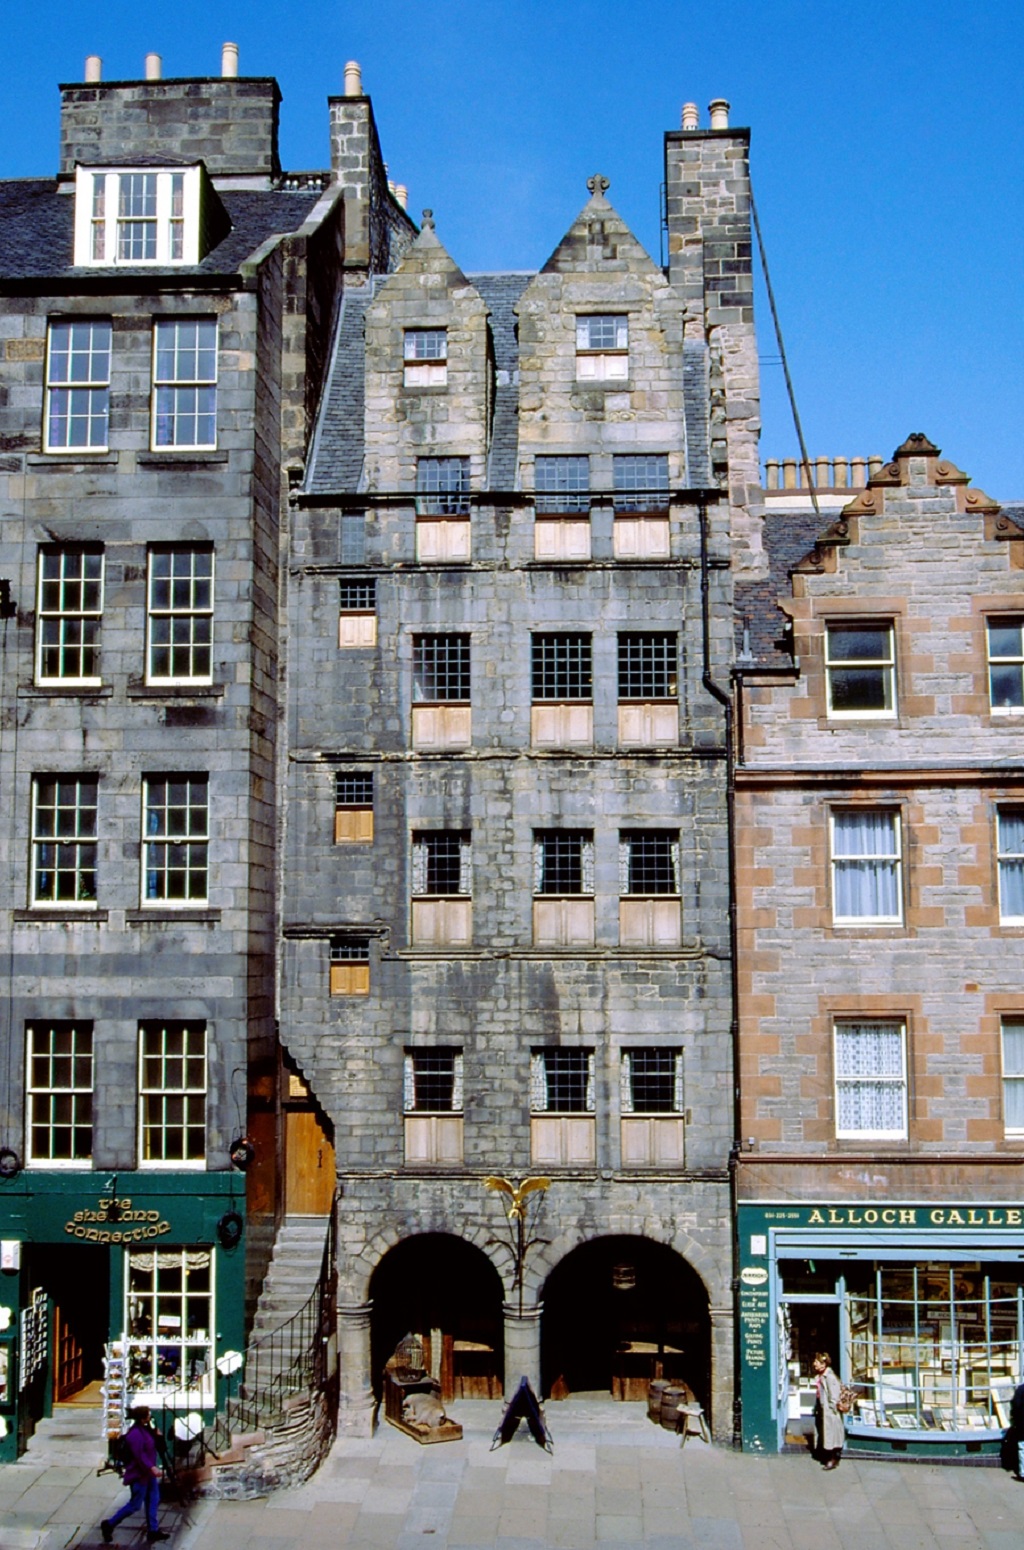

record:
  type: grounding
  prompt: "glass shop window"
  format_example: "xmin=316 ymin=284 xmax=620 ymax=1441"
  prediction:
xmin=125 ymin=1247 xmax=214 ymax=1406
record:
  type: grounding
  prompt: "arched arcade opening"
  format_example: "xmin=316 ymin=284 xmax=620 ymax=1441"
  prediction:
xmin=369 ymin=1232 xmax=505 ymax=1403
xmin=541 ymin=1235 xmax=710 ymax=1411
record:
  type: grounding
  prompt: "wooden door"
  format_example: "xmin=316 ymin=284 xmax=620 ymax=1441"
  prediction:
xmin=285 ymin=1109 xmax=336 ymax=1214
xmin=54 ymin=1305 xmax=85 ymax=1400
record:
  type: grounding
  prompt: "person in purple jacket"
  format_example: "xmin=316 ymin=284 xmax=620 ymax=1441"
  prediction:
xmin=100 ymin=1407 xmax=169 ymax=1543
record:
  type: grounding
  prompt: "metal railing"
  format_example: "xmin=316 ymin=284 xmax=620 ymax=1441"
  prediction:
xmin=206 ymin=1202 xmax=337 ymax=1459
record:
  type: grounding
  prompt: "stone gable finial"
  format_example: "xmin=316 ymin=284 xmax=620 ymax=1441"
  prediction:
xmin=421 ymin=209 xmax=435 ymax=230
xmin=586 ymin=174 xmax=610 ymax=198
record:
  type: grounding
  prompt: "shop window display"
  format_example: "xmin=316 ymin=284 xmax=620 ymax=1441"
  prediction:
xmin=781 ymin=1259 xmax=1024 ymax=1439
xmin=125 ymin=1248 xmax=214 ymax=1406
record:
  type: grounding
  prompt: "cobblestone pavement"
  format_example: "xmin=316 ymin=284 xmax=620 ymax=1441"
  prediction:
xmin=3 ymin=1401 xmax=1022 ymax=1550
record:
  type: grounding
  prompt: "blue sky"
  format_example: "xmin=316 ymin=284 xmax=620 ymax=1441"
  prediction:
xmin=6 ymin=0 xmax=1023 ymax=493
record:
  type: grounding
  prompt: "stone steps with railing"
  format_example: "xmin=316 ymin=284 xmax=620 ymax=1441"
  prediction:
xmin=186 ymin=1208 xmax=338 ymax=1499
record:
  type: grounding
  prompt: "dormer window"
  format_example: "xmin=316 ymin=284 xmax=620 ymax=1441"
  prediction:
xmin=74 ymin=167 xmax=203 ymax=266
xmin=576 ymin=314 xmax=628 ymax=381
xmin=404 ymin=329 xmax=447 ymax=386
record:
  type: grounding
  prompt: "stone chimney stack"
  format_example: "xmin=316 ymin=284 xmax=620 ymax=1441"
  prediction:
xmin=328 ymin=61 xmax=414 ymax=276
xmin=664 ymin=99 xmax=763 ymax=573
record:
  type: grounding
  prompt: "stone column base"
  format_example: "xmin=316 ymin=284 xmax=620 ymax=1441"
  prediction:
xmin=503 ymin=1300 xmax=543 ymax=1399
xmin=337 ymin=1299 xmax=375 ymax=1436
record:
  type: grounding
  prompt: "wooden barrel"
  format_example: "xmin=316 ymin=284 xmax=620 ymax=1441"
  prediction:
xmin=660 ymin=1386 xmax=684 ymax=1430
xmin=647 ymin=1379 xmax=669 ymax=1421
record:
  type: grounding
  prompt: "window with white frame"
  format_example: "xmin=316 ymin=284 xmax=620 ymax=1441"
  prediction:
xmin=146 ymin=547 xmax=213 ymax=683
xmin=36 ymin=547 xmax=104 ymax=685
xmin=26 ymin=1021 xmax=93 ymax=1165
xmin=416 ymin=456 xmax=470 ymax=514
xmin=404 ymin=1049 xmax=463 ymax=1113
xmin=825 ymin=622 xmax=896 ymax=717
xmin=575 ymin=314 xmax=628 ymax=381
xmin=531 ymin=1048 xmax=595 ymax=1113
xmin=31 ymin=775 xmax=98 ymax=907
xmin=125 ymin=1248 xmax=214 ymax=1405
xmin=988 ymin=617 xmax=1024 ymax=713
xmin=834 ymin=1021 xmax=908 ymax=1139
xmin=143 ymin=775 xmax=209 ymax=905
xmin=412 ymin=831 xmax=471 ymax=896
xmin=152 ymin=319 xmax=217 ymax=449
xmin=138 ymin=1021 xmax=207 ymax=1165
xmin=74 ymin=167 xmax=200 ymax=267
xmin=534 ymin=830 xmax=594 ymax=896
xmin=1001 ymin=1019 xmax=1024 ymax=1137
xmin=997 ymin=808 xmax=1024 ymax=922
xmin=831 ymin=809 xmax=902 ymax=924
xmin=44 ymin=320 xmax=111 ymax=451
xmin=404 ymin=329 xmax=447 ymax=387
xmin=613 ymin=454 xmax=669 ymax=513
xmin=620 ymin=1048 xmax=683 ymax=1114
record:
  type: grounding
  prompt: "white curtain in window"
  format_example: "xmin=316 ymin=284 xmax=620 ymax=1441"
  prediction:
xmin=411 ymin=839 xmax=428 ymax=896
xmin=835 ymin=1022 xmax=905 ymax=1134
xmin=620 ymin=1052 xmax=633 ymax=1114
xmin=833 ymin=811 xmax=899 ymax=918
xmin=585 ymin=1051 xmax=596 ymax=1112
xmin=403 ymin=1054 xmax=415 ymax=1112
xmin=673 ymin=1051 xmax=684 ymax=1113
xmin=1003 ymin=1022 xmax=1024 ymax=1131
xmin=459 ymin=836 xmax=472 ymax=896
xmin=999 ymin=811 xmax=1024 ymax=917
xmin=452 ymin=1052 xmax=464 ymax=1111
xmin=530 ymin=1052 xmax=546 ymax=1111
xmin=581 ymin=838 xmax=595 ymax=895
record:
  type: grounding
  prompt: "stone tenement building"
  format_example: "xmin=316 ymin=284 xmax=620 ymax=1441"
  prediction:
xmin=287 ymin=105 xmax=756 ymax=1440
xmin=0 ymin=47 xmax=407 ymax=1465
xmin=734 ymin=438 xmax=1024 ymax=1460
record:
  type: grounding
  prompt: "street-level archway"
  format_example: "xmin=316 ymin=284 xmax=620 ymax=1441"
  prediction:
xmin=369 ymin=1233 xmax=504 ymax=1403
xmin=541 ymin=1235 xmax=710 ymax=1410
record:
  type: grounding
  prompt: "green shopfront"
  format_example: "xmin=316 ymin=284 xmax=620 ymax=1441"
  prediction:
xmin=739 ymin=1202 xmax=1024 ymax=1460
xmin=0 ymin=1171 xmax=245 ymax=1462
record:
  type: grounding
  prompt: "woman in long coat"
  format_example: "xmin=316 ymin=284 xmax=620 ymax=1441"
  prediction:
xmin=812 ymin=1351 xmax=844 ymax=1469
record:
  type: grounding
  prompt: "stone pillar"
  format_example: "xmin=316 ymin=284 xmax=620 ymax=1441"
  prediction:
xmin=503 ymin=1301 xmax=543 ymax=1398
xmin=337 ymin=1300 xmax=375 ymax=1436
xmin=709 ymin=1301 xmax=735 ymax=1443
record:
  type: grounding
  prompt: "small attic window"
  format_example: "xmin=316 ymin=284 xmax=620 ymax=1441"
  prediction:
xmin=404 ymin=329 xmax=448 ymax=387
xmin=576 ymin=314 xmax=628 ymax=382
xmin=74 ymin=167 xmax=204 ymax=266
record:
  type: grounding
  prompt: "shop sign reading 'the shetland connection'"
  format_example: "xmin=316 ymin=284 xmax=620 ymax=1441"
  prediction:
xmin=63 ymin=1197 xmax=171 ymax=1245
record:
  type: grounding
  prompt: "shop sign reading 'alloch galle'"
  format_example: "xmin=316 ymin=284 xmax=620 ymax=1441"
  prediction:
xmin=63 ymin=1196 xmax=171 ymax=1244
xmin=804 ymin=1205 xmax=1024 ymax=1227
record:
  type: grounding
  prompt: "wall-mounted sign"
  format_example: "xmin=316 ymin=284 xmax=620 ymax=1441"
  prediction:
xmin=63 ymin=1197 xmax=171 ymax=1245
xmin=0 ymin=1241 xmax=19 ymax=1270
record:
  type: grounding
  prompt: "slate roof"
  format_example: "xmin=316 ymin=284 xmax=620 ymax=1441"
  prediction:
xmin=734 ymin=509 xmax=825 ymax=669
xmin=306 ymin=281 xmax=376 ymax=496
xmin=305 ymin=270 xmax=533 ymax=498
xmin=0 ymin=179 xmax=322 ymax=281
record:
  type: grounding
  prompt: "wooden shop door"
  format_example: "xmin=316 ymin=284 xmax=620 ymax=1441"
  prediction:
xmin=285 ymin=1107 xmax=336 ymax=1215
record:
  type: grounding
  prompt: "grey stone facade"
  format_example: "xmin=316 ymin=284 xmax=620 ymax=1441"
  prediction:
xmin=288 ymin=109 xmax=755 ymax=1441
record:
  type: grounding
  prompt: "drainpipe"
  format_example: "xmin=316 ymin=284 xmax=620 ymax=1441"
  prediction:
xmin=697 ymin=494 xmax=742 ymax=1450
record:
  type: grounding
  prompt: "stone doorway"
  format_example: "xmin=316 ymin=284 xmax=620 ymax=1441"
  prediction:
xmin=369 ymin=1234 xmax=504 ymax=1403
xmin=541 ymin=1235 xmax=710 ymax=1412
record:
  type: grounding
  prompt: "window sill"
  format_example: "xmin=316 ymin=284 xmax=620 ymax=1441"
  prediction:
xmin=127 ymin=908 xmax=220 ymax=925
xmin=27 ymin=453 xmax=118 ymax=467
xmin=19 ymin=683 xmax=113 ymax=699
xmin=126 ymin=682 xmax=225 ymax=699
xmin=138 ymin=451 xmax=227 ymax=467
xmin=14 ymin=908 xmax=108 ymax=922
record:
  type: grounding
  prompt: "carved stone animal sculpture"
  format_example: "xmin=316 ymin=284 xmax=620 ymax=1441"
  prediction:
xmin=403 ymin=1390 xmax=447 ymax=1428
